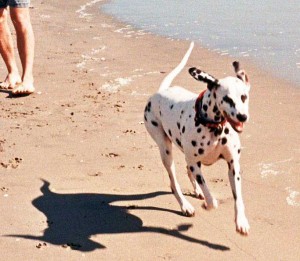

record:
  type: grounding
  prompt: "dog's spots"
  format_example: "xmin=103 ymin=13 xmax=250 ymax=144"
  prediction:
xmin=196 ymin=174 xmax=205 ymax=185
xmin=145 ymin=101 xmax=151 ymax=112
xmin=241 ymin=95 xmax=247 ymax=103
xmin=176 ymin=138 xmax=182 ymax=148
xmin=151 ymin=121 xmax=158 ymax=127
xmin=233 ymin=169 xmax=236 ymax=176
xmin=168 ymin=129 xmax=172 ymax=137
xmin=197 ymin=128 xmax=201 ymax=133
xmin=198 ymin=148 xmax=204 ymax=155
xmin=182 ymin=126 xmax=185 ymax=133
xmin=189 ymin=166 xmax=194 ymax=172
xmin=191 ymin=140 xmax=197 ymax=147
xmin=221 ymin=137 xmax=227 ymax=145
xmin=208 ymin=101 xmax=212 ymax=106
xmin=230 ymin=159 xmax=234 ymax=164
xmin=232 ymin=190 xmax=237 ymax=200
xmin=195 ymin=120 xmax=201 ymax=127
xmin=194 ymin=154 xmax=198 ymax=157
xmin=189 ymin=114 xmax=191 ymax=118
xmin=203 ymin=104 xmax=208 ymax=112
xmin=231 ymin=112 xmax=235 ymax=117
xmin=238 ymin=149 xmax=241 ymax=154
xmin=237 ymin=177 xmax=240 ymax=181
xmin=202 ymin=135 xmax=205 ymax=139
xmin=224 ymin=127 xmax=229 ymax=134
xmin=214 ymin=128 xmax=222 ymax=137
xmin=181 ymin=110 xmax=184 ymax=114
xmin=159 ymin=110 xmax=162 ymax=116
xmin=197 ymin=161 xmax=201 ymax=168
xmin=144 ymin=115 xmax=147 ymax=122
xmin=214 ymin=115 xmax=220 ymax=122
xmin=212 ymin=105 xmax=217 ymax=113
xmin=204 ymin=113 xmax=208 ymax=118
xmin=170 ymin=104 xmax=174 ymax=110
xmin=213 ymin=92 xmax=216 ymax=99
xmin=223 ymin=95 xmax=236 ymax=108
xmin=166 ymin=150 xmax=170 ymax=155
xmin=207 ymin=141 xmax=210 ymax=146
xmin=177 ymin=122 xmax=181 ymax=130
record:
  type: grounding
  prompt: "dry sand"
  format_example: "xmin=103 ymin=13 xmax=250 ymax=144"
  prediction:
xmin=0 ymin=0 xmax=299 ymax=260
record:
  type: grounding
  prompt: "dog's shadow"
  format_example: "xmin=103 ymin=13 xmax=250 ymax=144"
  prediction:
xmin=7 ymin=180 xmax=230 ymax=252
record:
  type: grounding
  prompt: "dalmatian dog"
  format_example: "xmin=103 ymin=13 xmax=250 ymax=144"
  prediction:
xmin=144 ymin=42 xmax=250 ymax=236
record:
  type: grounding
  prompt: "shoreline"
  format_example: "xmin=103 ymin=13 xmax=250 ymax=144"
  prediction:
xmin=101 ymin=0 xmax=300 ymax=88
xmin=0 ymin=0 xmax=299 ymax=260
xmin=99 ymin=1 xmax=300 ymax=91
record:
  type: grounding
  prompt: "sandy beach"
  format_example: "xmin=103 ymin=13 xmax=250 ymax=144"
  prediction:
xmin=0 ymin=0 xmax=299 ymax=260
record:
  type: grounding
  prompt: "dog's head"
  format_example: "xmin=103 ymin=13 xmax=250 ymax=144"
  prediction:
xmin=189 ymin=62 xmax=250 ymax=133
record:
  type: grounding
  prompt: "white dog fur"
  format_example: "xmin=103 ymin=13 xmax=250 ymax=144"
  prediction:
xmin=144 ymin=42 xmax=250 ymax=235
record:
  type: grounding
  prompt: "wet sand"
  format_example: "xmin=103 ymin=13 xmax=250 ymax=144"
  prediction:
xmin=0 ymin=0 xmax=299 ymax=260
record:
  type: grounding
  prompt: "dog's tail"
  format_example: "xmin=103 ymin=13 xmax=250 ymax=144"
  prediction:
xmin=159 ymin=41 xmax=194 ymax=92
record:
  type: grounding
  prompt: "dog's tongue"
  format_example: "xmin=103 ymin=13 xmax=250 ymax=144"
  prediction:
xmin=235 ymin=122 xmax=244 ymax=132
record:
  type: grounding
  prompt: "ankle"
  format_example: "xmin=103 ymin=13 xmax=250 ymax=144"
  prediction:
xmin=8 ymin=68 xmax=20 ymax=76
xmin=22 ymin=76 xmax=34 ymax=85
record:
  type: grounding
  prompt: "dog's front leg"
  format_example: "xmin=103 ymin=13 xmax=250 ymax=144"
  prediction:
xmin=227 ymin=159 xmax=250 ymax=236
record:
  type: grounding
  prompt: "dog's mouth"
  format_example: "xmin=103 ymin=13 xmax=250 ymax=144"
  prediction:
xmin=224 ymin=112 xmax=244 ymax=133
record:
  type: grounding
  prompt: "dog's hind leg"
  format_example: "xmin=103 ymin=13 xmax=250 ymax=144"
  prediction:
xmin=186 ymin=160 xmax=218 ymax=210
xmin=145 ymin=122 xmax=195 ymax=216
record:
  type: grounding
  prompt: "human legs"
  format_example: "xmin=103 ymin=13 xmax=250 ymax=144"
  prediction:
xmin=10 ymin=5 xmax=35 ymax=94
xmin=0 ymin=7 xmax=21 ymax=89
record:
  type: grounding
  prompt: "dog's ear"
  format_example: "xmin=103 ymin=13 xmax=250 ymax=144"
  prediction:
xmin=232 ymin=61 xmax=250 ymax=86
xmin=189 ymin=67 xmax=219 ymax=90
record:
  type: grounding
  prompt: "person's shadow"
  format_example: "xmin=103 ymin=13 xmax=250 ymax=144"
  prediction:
xmin=7 ymin=180 xmax=230 ymax=252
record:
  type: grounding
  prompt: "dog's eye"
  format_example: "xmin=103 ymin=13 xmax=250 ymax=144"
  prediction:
xmin=223 ymin=95 xmax=235 ymax=108
xmin=241 ymin=95 xmax=247 ymax=103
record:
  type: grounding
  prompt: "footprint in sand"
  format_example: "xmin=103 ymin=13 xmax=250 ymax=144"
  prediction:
xmin=102 ymin=153 xmax=119 ymax=158
xmin=0 ymin=157 xmax=23 ymax=169
xmin=36 ymin=242 xmax=47 ymax=249
xmin=123 ymin=129 xmax=136 ymax=134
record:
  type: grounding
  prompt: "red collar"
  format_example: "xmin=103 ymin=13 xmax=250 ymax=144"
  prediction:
xmin=195 ymin=90 xmax=227 ymax=128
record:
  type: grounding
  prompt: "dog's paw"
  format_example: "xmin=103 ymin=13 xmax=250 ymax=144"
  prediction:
xmin=235 ymin=214 xmax=250 ymax=236
xmin=181 ymin=201 xmax=195 ymax=217
xmin=202 ymin=198 xmax=218 ymax=210
xmin=195 ymin=189 xmax=205 ymax=200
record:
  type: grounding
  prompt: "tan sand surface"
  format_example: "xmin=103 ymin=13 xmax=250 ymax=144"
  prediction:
xmin=0 ymin=1 xmax=299 ymax=260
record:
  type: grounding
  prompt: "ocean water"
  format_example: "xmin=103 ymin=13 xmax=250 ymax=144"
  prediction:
xmin=102 ymin=0 xmax=300 ymax=86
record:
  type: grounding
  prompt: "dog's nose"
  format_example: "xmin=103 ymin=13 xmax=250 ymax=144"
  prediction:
xmin=237 ymin=113 xmax=248 ymax=122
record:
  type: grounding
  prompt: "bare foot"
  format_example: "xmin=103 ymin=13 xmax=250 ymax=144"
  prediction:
xmin=0 ymin=73 xmax=22 ymax=90
xmin=12 ymin=83 xmax=35 ymax=95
